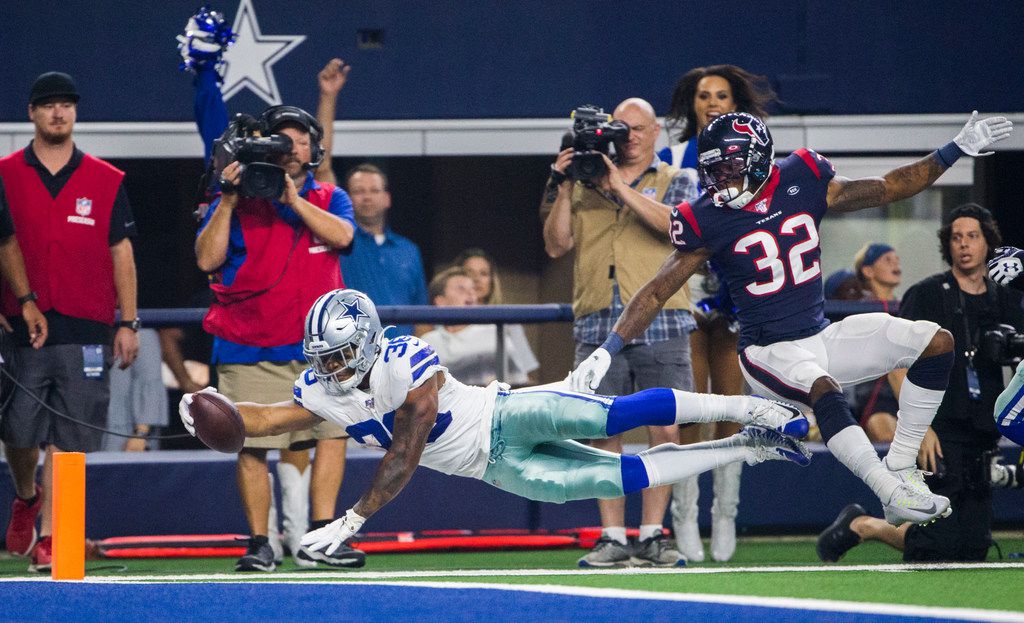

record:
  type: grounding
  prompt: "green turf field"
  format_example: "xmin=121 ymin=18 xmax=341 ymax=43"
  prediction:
xmin=3 ymin=535 xmax=1023 ymax=613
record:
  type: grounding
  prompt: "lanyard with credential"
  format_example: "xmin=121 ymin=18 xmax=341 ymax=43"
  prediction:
xmin=957 ymin=287 xmax=983 ymax=401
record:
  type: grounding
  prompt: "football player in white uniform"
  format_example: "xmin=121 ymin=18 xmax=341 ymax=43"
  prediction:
xmin=180 ymin=289 xmax=811 ymax=567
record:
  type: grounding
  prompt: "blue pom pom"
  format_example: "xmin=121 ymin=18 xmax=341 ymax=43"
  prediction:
xmin=177 ymin=4 xmax=236 ymax=73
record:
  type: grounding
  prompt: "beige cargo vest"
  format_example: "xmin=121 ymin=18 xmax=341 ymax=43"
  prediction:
xmin=571 ymin=162 xmax=692 ymax=318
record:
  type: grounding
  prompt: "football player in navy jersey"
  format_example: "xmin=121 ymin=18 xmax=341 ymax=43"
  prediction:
xmin=573 ymin=111 xmax=1013 ymax=526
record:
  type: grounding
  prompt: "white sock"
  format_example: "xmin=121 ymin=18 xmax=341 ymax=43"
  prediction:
xmin=639 ymin=524 xmax=662 ymax=541
xmin=886 ymin=378 xmax=943 ymax=470
xmin=602 ymin=527 xmax=627 ymax=545
xmin=672 ymin=390 xmax=753 ymax=425
xmin=826 ymin=426 xmax=898 ymax=502
xmin=638 ymin=438 xmax=750 ymax=488
xmin=277 ymin=462 xmax=311 ymax=540
xmin=711 ymin=462 xmax=742 ymax=520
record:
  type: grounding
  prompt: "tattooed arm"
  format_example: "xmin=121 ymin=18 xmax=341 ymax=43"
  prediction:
xmin=826 ymin=153 xmax=949 ymax=213
xmin=612 ymin=247 xmax=712 ymax=342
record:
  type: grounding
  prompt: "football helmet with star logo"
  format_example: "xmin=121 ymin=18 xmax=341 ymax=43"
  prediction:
xmin=303 ymin=289 xmax=385 ymax=394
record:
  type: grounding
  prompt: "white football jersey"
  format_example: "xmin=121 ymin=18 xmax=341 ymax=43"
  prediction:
xmin=293 ymin=335 xmax=497 ymax=479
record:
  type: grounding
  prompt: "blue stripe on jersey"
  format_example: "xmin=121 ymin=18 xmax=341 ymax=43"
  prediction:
xmin=411 ymin=355 xmax=440 ymax=382
xmin=409 ymin=344 xmax=436 ymax=368
xmin=738 ymin=350 xmax=811 ymax=404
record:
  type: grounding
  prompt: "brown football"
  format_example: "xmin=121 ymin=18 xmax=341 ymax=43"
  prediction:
xmin=189 ymin=392 xmax=245 ymax=453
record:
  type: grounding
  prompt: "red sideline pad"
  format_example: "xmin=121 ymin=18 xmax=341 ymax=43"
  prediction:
xmin=98 ymin=532 xmax=579 ymax=558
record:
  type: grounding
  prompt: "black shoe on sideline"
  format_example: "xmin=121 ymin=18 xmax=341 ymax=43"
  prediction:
xmin=235 ymin=537 xmax=277 ymax=572
xmin=817 ymin=503 xmax=866 ymax=562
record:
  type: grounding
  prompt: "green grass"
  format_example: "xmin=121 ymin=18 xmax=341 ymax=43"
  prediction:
xmin=3 ymin=535 xmax=1023 ymax=613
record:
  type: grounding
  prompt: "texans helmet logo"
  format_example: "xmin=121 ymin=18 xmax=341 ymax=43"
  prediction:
xmin=732 ymin=118 xmax=768 ymax=146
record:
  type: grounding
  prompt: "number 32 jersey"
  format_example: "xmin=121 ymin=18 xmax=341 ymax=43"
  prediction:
xmin=670 ymin=149 xmax=837 ymax=348
xmin=293 ymin=336 xmax=497 ymax=479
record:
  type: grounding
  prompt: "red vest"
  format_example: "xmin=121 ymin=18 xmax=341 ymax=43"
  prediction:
xmin=203 ymin=184 xmax=344 ymax=347
xmin=0 ymin=149 xmax=122 ymax=324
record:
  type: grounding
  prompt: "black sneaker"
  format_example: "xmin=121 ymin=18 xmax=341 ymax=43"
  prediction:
xmin=297 ymin=541 xmax=367 ymax=568
xmin=577 ymin=536 xmax=633 ymax=568
xmin=631 ymin=533 xmax=686 ymax=567
xmin=235 ymin=537 xmax=277 ymax=572
xmin=816 ymin=503 xmax=866 ymax=562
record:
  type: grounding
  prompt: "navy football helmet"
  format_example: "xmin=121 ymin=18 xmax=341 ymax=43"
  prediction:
xmin=697 ymin=112 xmax=774 ymax=209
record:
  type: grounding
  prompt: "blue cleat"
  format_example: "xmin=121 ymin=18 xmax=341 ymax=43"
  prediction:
xmin=747 ymin=396 xmax=809 ymax=439
xmin=740 ymin=425 xmax=812 ymax=467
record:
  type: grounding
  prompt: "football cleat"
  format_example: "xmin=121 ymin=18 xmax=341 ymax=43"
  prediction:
xmin=746 ymin=396 xmax=809 ymax=438
xmin=741 ymin=425 xmax=813 ymax=467
xmin=816 ymin=503 xmax=866 ymax=562
xmin=882 ymin=483 xmax=952 ymax=526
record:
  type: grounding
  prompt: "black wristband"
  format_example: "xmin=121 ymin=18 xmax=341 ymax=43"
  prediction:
xmin=17 ymin=291 xmax=37 ymax=306
xmin=549 ymin=165 xmax=568 ymax=187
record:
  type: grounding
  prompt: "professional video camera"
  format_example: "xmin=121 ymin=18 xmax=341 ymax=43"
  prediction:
xmin=560 ymin=105 xmax=630 ymax=181
xmin=980 ymin=324 xmax=1024 ymax=366
xmin=210 ymin=113 xmax=292 ymax=199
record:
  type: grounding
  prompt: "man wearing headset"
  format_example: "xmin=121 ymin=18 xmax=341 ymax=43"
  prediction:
xmin=195 ymin=105 xmax=356 ymax=572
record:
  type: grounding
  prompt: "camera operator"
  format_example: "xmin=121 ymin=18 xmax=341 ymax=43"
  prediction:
xmin=194 ymin=104 xmax=356 ymax=572
xmin=541 ymin=98 xmax=698 ymax=567
xmin=817 ymin=203 xmax=1024 ymax=563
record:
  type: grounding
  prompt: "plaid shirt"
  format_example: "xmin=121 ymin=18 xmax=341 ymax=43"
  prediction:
xmin=574 ymin=155 xmax=698 ymax=345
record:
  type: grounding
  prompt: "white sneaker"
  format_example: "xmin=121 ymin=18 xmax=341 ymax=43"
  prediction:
xmin=883 ymin=482 xmax=952 ymax=526
xmin=710 ymin=512 xmax=736 ymax=563
xmin=746 ymin=397 xmax=809 ymax=438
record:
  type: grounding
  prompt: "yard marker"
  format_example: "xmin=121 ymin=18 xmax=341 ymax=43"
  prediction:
xmin=52 ymin=452 xmax=85 ymax=581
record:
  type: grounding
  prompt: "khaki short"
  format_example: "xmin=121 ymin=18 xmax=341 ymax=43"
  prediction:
xmin=217 ymin=361 xmax=345 ymax=450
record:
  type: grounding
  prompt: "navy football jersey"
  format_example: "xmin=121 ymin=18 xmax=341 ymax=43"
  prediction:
xmin=670 ymin=149 xmax=837 ymax=348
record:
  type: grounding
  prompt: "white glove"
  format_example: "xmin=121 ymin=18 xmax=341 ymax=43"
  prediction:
xmin=953 ymin=111 xmax=1013 ymax=157
xmin=570 ymin=348 xmax=611 ymax=393
xmin=300 ymin=508 xmax=366 ymax=555
xmin=988 ymin=246 xmax=1024 ymax=285
xmin=177 ymin=386 xmax=219 ymax=437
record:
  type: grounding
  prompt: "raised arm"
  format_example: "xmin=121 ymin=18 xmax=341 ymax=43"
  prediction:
xmin=827 ymin=111 xmax=1012 ymax=213
xmin=570 ymin=247 xmax=710 ymax=392
xmin=314 ymin=58 xmax=350 ymax=185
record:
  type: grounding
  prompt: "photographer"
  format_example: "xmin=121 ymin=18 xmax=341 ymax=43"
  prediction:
xmin=818 ymin=204 xmax=1024 ymax=563
xmin=541 ymin=98 xmax=698 ymax=567
xmin=194 ymin=104 xmax=356 ymax=572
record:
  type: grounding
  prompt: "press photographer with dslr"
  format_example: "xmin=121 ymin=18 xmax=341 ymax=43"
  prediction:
xmin=195 ymin=104 xmax=356 ymax=572
xmin=818 ymin=203 xmax=1024 ymax=563
xmin=541 ymin=98 xmax=699 ymax=567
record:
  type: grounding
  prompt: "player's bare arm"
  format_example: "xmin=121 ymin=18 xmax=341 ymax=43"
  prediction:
xmin=236 ymin=400 xmax=323 ymax=437
xmin=352 ymin=371 xmax=442 ymax=519
xmin=613 ymin=248 xmax=711 ymax=342
xmin=827 ymin=111 xmax=1012 ymax=213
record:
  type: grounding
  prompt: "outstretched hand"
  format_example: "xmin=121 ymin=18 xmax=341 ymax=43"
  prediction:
xmin=318 ymin=58 xmax=351 ymax=96
xmin=300 ymin=508 xmax=366 ymax=555
xmin=953 ymin=111 xmax=1013 ymax=157
xmin=570 ymin=347 xmax=611 ymax=393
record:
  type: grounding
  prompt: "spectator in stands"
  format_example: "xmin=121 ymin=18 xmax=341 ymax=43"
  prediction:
xmin=541 ymin=97 xmax=696 ymax=567
xmin=454 ymin=248 xmax=538 ymax=383
xmin=421 ymin=266 xmax=539 ymax=386
xmin=658 ymin=65 xmax=777 ymax=564
xmin=184 ymin=28 xmax=358 ymax=571
xmin=818 ymin=204 xmax=1024 ymax=563
xmin=339 ymin=164 xmax=429 ymax=337
xmin=0 ymin=71 xmax=138 ymax=573
xmin=855 ymin=243 xmax=901 ymax=306
xmin=104 ymin=328 xmax=169 ymax=451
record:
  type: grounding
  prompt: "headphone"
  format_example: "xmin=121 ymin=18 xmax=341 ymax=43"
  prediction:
xmin=258 ymin=105 xmax=324 ymax=169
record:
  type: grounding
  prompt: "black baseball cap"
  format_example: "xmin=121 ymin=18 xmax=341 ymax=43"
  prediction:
xmin=29 ymin=72 xmax=80 ymax=106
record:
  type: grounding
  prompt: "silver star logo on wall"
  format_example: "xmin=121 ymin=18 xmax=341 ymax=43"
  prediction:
xmin=221 ymin=0 xmax=305 ymax=105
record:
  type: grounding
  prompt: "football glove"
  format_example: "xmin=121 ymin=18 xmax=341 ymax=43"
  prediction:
xmin=988 ymin=246 xmax=1024 ymax=288
xmin=300 ymin=508 xmax=366 ymax=555
xmin=570 ymin=347 xmax=611 ymax=393
xmin=177 ymin=386 xmax=219 ymax=437
xmin=953 ymin=111 xmax=1013 ymax=157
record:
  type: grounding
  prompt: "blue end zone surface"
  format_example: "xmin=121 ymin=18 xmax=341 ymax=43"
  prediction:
xmin=0 ymin=582 xmax=1000 ymax=623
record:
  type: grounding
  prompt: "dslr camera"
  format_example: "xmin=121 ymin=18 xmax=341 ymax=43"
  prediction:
xmin=980 ymin=324 xmax=1024 ymax=365
xmin=560 ymin=105 xmax=630 ymax=181
xmin=210 ymin=113 xmax=293 ymax=199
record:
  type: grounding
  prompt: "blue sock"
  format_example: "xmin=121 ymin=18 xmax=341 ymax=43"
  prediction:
xmin=620 ymin=455 xmax=650 ymax=494
xmin=906 ymin=351 xmax=954 ymax=390
xmin=605 ymin=388 xmax=676 ymax=437
xmin=813 ymin=391 xmax=858 ymax=443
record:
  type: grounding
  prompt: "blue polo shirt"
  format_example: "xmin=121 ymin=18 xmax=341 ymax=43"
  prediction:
xmin=198 ymin=173 xmax=355 ymax=363
xmin=340 ymin=225 xmax=428 ymax=336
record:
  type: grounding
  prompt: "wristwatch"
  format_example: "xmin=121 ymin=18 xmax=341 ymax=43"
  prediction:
xmin=116 ymin=318 xmax=142 ymax=332
xmin=17 ymin=291 xmax=37 ymax=306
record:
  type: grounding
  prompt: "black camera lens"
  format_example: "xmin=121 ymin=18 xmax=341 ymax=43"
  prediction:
xmin=240 ymin=163 xmax=287 ymax=199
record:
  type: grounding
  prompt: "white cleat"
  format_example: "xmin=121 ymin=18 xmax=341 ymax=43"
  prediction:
xmin=746 ymin=396 xmax=809 ymax=438
xmin=883 ymin=483 xmax=952 ymax=526
xmin=740 ymin=425 xmax=813 ymax=466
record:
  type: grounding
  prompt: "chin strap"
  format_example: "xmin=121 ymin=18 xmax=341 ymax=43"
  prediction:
xmin=712 ymin=176 xmax=767 ymax=209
